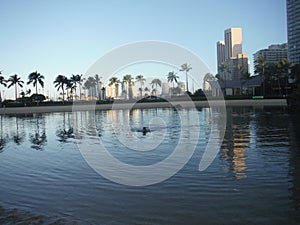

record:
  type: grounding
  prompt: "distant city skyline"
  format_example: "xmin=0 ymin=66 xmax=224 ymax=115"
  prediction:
xmin=0 ymin=0 xmax=287 ymax=99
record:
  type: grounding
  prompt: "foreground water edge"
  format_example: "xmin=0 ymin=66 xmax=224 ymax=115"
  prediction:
xmin=0 ymin=105 xmax=299 ymax=225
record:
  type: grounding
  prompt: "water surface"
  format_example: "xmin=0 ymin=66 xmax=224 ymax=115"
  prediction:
xmin=0 ymin=106 xmax=299 ymax=224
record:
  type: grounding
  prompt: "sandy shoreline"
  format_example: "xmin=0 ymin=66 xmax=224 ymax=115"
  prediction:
xmin=0 ymin=99 xmax=287 ymax=115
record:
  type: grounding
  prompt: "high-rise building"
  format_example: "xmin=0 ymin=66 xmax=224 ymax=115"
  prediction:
xmin=224 ymin=28 xmax=243 ymax=61
xmin=216 ymin=27 xmax=248 ymax=80
xmin=287 ymin=0 xmax=300 ymax=65
xmin=228 ymin=54 xmax=249 ymax=80
xmin=253 ymin=43 xmax=288 ymax=66
xmin=217 ymin=41 xmax=225 ymax=70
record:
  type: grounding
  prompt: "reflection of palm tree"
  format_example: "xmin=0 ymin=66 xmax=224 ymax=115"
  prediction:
xmin=56 ymin=113 xmax=74 ymax=142
xmin=7 ymin=74 xmax=24 ymax=100
xmin=13 ymin=117 xmax=25 ymax=145
xmin=0 ymin=115 xmax=9 ymax=152
xmin=29 ymin=116 xmax=47 ymax=150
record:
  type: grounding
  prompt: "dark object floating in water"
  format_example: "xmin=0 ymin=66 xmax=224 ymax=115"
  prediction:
xmin=131 ymin=127 xmax=151 ymax=135
xmin=142 ymin=127 xmax=149 ymax=135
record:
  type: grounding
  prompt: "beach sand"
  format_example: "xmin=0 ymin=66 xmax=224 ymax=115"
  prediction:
xmin=0 ymin=99 xmax=287 ymax=115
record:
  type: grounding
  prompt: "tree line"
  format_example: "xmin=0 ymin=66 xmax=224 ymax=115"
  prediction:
xmin=0 ymin=63 xmax=195 ymax=104
xmin=215 ymin=57 xmax=300 ymax=97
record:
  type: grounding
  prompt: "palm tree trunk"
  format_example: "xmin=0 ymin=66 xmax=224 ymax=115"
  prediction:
xmin=278 ymin=79 xmax=282 ymax=96
xmin=186 ymin=72 xmax=189 ymax=93
xmin=15 ymin=85 xmax=18 ymax=100
xmin=79 ymin=85 xmax=82 ymax=100
xmin=62 ymin=87 xmax=65 ymax=102
xmin=115 ymin=84 xmax=118 ymax=98
xmin=36 ymin=85 xmax=38 ymax=95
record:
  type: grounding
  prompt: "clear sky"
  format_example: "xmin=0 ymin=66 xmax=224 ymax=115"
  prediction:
xmin=0 ymin=0 xmax=287 ymax=99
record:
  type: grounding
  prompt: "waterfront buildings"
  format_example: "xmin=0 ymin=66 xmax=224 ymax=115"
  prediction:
xmin=287 ymin=0 xmax=300 ymax=65
xmin=253 ymin=44 xmax=288 ymax=65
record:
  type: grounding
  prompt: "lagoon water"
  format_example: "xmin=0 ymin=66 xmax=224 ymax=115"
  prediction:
xmin=0 ymin=106 xmax=299 ymax=224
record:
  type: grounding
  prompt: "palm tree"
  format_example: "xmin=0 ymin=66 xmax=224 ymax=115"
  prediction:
xmin=26 ymin=89 xmax=31 ymax=96
xmin=65 ymin=78 xmax=74 ymax=100
xmin=180 ymin=63 xmax=192 ymax=93
xmin=291 ymin=64 xmax=300 ymax=96
xmin=123 ymin=74 xmax=134 ymax=99
xmin=84 ymin=76 xmax=97 ymax=99
xmin=0 ymin=74 xmax=7 ymax=105
xmin=280 ymin=58 xmax=291 ymax=96
xmin=240 ymin=71 xmax=251 ymax=95
xmin=7 ymin=74 xmax=24 ymax=100
xmin=135 ymin=75 xmax=146 ymax=98
xmin=27 ymin=71 xmax=45 ymax=95
xmin=144 ymin=87 xmax=150 ymax=96
xmin=167 ymin=71 xmax=179 ymax=96
xmin=53 ymin=75 xmax=68 ymax=101
xmin=94 ymin=74 xmax=102 ymax=100
xmin=203 ymin=73 xmax=215 ymax=95
xmin=151 ymin=78 xmax=162 ymax=88
xmin=237 ymin=64 xmax=245 ymax=94
xmin=150 ymin=78 xmax=162 ymax=96
xmin=109 ymin=77 xmax=120 ymax=98
xmin=265 ymin=62 xmax=277 ymax=95
xmin=219 ymin=62 xmax=227 ymax=95
xmin=70 ymin=74 xmax=79 ymax=99
xmin=72 ymin=74 xmax=83 ymax=100
xmin=254 ymin=55 xmax=266 ymax=96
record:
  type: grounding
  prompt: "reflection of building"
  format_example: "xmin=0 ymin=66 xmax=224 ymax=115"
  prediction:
xmin=220 ymin=107 xmax=250 ymax=179
xmin=253 ymin=44 xmax=288 ymax=65
xmin=287 ymin=0 xmax=300 ymax=65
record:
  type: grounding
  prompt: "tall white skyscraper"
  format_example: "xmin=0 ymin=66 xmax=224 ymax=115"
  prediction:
xmin=224 ymin=28 xmax=242 ymax=61
xmin=216 ymin=27 xmax=248 ymax=80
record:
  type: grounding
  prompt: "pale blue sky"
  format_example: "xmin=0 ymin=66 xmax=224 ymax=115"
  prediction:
xmin=0 ymin=0 xmax=287 ymax=99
